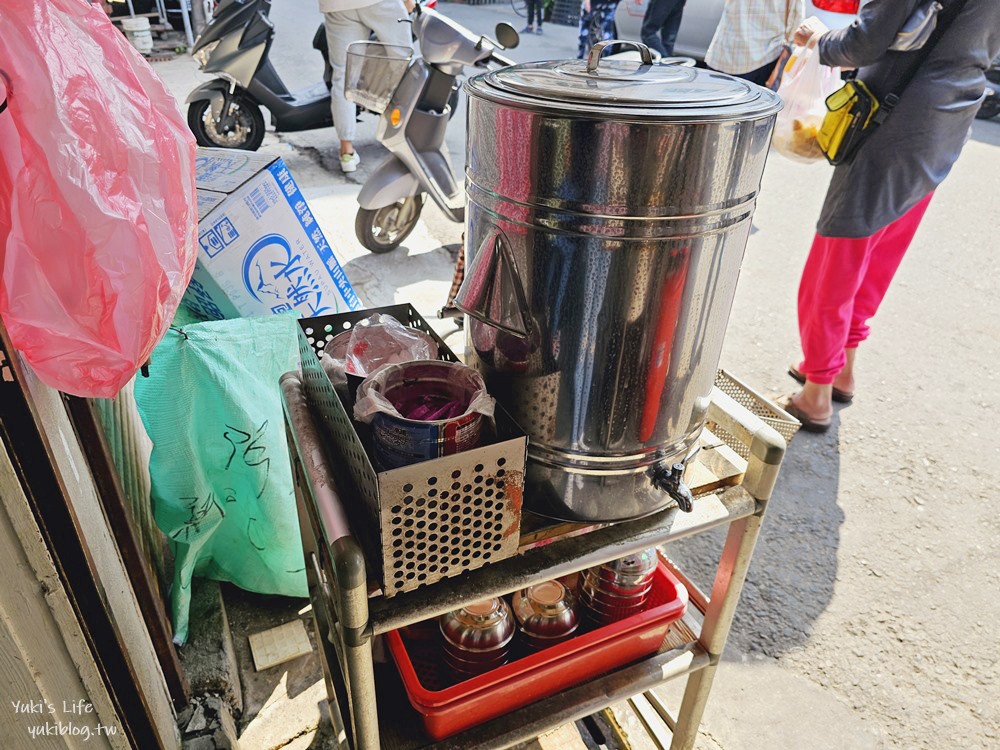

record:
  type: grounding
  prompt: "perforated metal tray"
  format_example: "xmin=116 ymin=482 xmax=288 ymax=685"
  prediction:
xmin=707 ymin=369 xmax=800 ymax=460
xmin=297 ymin=305 xmax=527 ymax=597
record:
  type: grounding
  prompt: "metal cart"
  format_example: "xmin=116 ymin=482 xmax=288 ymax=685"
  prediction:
xmin=281 ymin=372 xmax=787 ymax=750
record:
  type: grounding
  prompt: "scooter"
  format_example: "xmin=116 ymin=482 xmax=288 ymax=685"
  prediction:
xmin=185 ymin=0 xmax=436 ymax=150
xmin=353 ymin=7 xmax=519 ymax=253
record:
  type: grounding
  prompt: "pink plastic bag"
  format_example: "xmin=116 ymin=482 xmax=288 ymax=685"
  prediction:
xmin=0 ymin=0 xmax=197 ymax=397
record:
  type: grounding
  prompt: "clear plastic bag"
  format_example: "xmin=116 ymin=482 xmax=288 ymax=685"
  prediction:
xmin=353 ymin=360 xmax=495 ymax=425
xmin=353 ymin=360 xmax=496 ymax=468
xmin=345 ymin=314 xmax=437 ymax=377
xmin=0 ymin=0 xmax=197 ymax=397
xmin=771 ymin=46 xmax=842 ymax=163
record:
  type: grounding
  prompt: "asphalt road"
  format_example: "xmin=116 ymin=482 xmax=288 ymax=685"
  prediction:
xmin=178 ymin=3 xmax=1000 ymax=746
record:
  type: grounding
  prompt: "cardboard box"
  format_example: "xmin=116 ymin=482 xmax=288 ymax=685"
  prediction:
xmin=183 ymin=148 xmax=360 ymax=320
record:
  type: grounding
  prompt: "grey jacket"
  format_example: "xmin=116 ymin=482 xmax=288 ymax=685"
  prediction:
xmin=816 ymin=0 xmax=1000 ymax=237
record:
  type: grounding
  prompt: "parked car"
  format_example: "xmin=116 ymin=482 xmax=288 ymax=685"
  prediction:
xmin=976 ymin=55 xmax=1000 ymax=120
xmin=612 ymin=1 xmax=855 ymax=61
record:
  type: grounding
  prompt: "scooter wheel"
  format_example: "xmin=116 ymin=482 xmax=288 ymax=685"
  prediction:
xmin=187 ymin=98 xmax=266 ymax=151
xmin=355 ymin=196 xmax=424 ymax=253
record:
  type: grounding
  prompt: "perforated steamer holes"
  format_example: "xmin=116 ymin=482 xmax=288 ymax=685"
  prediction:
xmin=297 ymin=312 xmax=523 ymax=598
xmin=385 ymin=457 xmax=516 ymax=593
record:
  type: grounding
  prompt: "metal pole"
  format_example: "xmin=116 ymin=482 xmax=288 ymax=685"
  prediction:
xmin=331 ymin=537 xmax=381 ymax=750
xmin=190 ymin=0 xmax=207 ymax=38
xmin=669 ymin=390 xmax=786 ymax=749
xmin=178 ymin=0 xmax=195 ymax=47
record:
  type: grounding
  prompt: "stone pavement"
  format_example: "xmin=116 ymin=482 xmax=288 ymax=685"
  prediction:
xmin=157 ymin=7 xmax=880 ymax=749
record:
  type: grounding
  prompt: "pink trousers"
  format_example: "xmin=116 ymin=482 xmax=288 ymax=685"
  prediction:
xmin=798 ymin=193 xmax=933 ymax=385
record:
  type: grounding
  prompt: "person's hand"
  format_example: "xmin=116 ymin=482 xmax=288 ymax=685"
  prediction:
xmin=794 ymin=17 xmax=829 ymax=48
xmin=404 ymin=0 xmax=415 ymax=11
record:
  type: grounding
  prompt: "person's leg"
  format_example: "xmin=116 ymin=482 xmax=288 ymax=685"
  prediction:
xmin=736 ymin=57 xmax=779 ymax=86
xmin=578 ymin=3 xmax=594 ymax=58
xmin=534 ymin=0 xmax=544 ymax=29
xmin=641 ymin=0 xmax=670 ymax=56
xmin=836 ymin=346 xmax=857 ymax=395
xmin=791 ymin=230 xmax=880 ymax=423
xmin=522 ymin=0 xmax=535 ymax=31
xmin=847 ymin=192 xmax=933 ymax=350
xmin=658 ymin=0 xmax=687 ymax=57
xmin=798 ymin=231 xmax=883 ymax=386
xmin=323 ymin=11 xmax=368 ymax=166
xmin=363 ymin=0 xmax=413 ymax=47
xmin=599 ymin=1 xmax=618 ymax=40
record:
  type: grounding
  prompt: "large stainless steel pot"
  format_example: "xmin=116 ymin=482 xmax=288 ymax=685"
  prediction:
xmin=456 ymin=43 xmax=781 ymax=522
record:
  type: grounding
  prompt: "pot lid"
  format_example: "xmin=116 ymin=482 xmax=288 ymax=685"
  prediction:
xmin=604 ymin=548 xmax=658 ymax=577
xmin=469 ymin=43 xmax=781 ymax=121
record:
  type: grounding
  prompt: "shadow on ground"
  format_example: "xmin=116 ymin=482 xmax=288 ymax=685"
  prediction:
xmin=220 ymin=584 xmax=332 ymax=747
xmin=664 ymin=407 xmax=846 ymax=658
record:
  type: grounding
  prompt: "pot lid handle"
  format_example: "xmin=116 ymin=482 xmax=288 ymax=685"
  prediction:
xmin=586 ymin=40 xmax=653 ymax=73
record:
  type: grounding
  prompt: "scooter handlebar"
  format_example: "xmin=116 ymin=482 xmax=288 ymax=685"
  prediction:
xmin=489 ymin=51 xmax=516 ymax=68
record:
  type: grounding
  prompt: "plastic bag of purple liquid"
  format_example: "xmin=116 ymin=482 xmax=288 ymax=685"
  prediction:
xmin=354 ymin=360 xmax=496 ymax=468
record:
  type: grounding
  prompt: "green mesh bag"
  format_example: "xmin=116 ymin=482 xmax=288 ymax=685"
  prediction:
xmin=135 ymin=314 xmax=305 ymax=644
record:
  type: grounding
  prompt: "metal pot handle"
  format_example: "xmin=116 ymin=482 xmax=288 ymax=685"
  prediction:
xmin=586 ymin=40 xmax=654 ymax=73
xmin=453 ymin=227 xmax=533 ymax=339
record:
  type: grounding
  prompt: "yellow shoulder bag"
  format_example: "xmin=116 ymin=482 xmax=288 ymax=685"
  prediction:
xmin=817 ymin=75 xmax=890 ymax=165
xmin=816 ymin=0 xmax=969 ymax=166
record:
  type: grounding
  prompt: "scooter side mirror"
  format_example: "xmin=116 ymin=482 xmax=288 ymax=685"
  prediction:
xmin=495 ymin=23 xmax=519 ymax=50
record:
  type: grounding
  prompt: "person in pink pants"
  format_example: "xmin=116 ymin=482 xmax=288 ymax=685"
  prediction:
xmin=785 ymin=1 xmax=1000 ymax=432
xmin=789 ymin=193 xmax=932 ymax=430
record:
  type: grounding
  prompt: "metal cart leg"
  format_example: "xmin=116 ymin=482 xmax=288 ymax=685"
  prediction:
xmin=670 ymin=403 xmax=787 ymax=750
xmin=670 ymin=511 xmax=763 ymax=749
xmin=330 ymin=538 xmax=381 ymax=750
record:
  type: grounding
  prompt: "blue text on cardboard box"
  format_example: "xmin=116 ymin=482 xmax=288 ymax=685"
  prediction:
xmin=184 ymin=148 xmax=360 ymax=320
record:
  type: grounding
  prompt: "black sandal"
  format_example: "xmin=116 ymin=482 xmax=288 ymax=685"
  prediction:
xmin=783 ymin=400 xmax=833 ymax=434
xmin=787 ymin=366 xmax=854 ymax=403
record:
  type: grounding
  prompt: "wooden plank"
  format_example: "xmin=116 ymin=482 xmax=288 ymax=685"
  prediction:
xmin=0 ymin=442 xmax=118 ymax=750
xmin=607 ymin=700 xmax=660 ymax=750
xmin=627 ymin=694 xmax=672 ymax=750
xmin=16 ymin=364 xmax=179 ymax=748
xmin=690 ymin=443 xmax=746 ymax=495
xmin=682 ymin=461 xmax=726 ymax=495
xmin=66 ymin=396 xmax=188 ymax=707
xmin=518 ymin=514 xmax=608 ymax=551
xmin=661 ymin=619 xmax=697 ymax=653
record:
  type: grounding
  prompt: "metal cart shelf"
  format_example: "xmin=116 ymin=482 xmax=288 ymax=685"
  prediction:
xmin=281 ymin=373 xmax=786 ymax=750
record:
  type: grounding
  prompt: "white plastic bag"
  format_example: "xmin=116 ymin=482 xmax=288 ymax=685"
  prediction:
xmin=771 ymin=46 xmax=841 ymax=163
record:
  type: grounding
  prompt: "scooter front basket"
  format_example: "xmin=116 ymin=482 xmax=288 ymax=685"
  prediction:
xmin=345 ymin=42 xmax=413 ymax=114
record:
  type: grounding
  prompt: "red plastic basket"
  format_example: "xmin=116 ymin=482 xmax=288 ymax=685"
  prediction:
xmin=386 ymin=561 xmax=688 ymax=740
